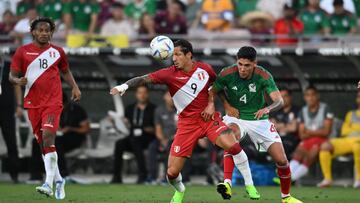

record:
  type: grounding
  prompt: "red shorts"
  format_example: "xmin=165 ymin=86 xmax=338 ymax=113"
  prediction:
xmin=170 ymin=112 xmax=228 ymax=157
xmin=299 ymin=137 xmax=328 ymax=151
xmin=27 ymin=105 xmax=62 ymax=144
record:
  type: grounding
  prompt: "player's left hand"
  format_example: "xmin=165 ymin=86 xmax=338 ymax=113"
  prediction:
xmin=201 ymin=102 xmax=215 ymax=122
xmin=71 ymin=87 xmax=81 ymax=101
xmin=254 ymin=107 xmax=270 ymax=120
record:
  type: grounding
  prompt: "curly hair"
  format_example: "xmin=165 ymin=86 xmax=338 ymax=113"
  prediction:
xmin=30 ymin=17 xmax=55 ymax=32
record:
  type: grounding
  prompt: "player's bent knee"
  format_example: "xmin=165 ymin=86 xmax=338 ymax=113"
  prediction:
xmin=227 ymin=143 xmax=242 ymax=155
xmin=276 ymin=159 xmax=289 ymax=167
xmin=167 ymin=168 xmax=180 ymax=180
xmin=320 ymin=142 xmax=332 ymax=151
xmin=228 ymin=123 xmax=241 ymax=141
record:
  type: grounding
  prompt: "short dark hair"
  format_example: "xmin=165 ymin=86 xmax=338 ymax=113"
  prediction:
xmin=30 ymin=17 xmax=55 ymax=32
xmin=280 ymin=88 xmax=292 ymax=95
xmin=305 ymin=85 xmax=318 ymax=92
xmin=237 ymin=46 xmax=257 ymax=61
xmin=333 ymin=0 xmax=343 ymax=6
xmin=112 ymin=2 xmax=125 ymax=9
xmin=174 ymin=39 xmax=193 ymax=55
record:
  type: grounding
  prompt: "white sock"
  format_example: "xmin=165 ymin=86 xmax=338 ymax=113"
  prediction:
xmin=44 ymin=151 xmax=58 ymax=187
xmin=291 ymin=164 xmax=308 ymax=181
xmin=167 ymin=173 xmax=185 ymax=192
xmin=232 ymin=151 xmax=254 ymax=186
xmin=54 ymin=165 xmax=63 ymax=182
xmin=289 ymin=160 xmax=300 ymax=175
xmin=224 ymin=179 xmax=232 ymax=187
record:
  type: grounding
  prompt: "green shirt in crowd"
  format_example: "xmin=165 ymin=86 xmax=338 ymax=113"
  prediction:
xmin=234 ymin=0 xmax=258 ymax=17
xmin=329 ymin=12 xmax=357 ymax=35
xmin=299 ymin=9 xmax=330 ymax=35
xmin=16 ymin=1 xmax=32 ymax=16
xmin=37 ymin=0 xmax=64 ymax=21
xmin=63 ymin=0 xmax=100 ymax=32
xmin=213 ymin=64 xmax=279 ymax=121
xmin=124 ymin=0 xmax=157 ymax=20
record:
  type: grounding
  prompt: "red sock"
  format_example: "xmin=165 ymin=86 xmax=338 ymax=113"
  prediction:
xmin=277 ymin=164 xmax=291 ymax=196
xmin=223 ymin=151 xmax=235 ymax=181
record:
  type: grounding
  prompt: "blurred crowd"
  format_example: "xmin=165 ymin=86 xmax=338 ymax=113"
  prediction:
xmin=0 ymin=0 xmax=360 ymax=47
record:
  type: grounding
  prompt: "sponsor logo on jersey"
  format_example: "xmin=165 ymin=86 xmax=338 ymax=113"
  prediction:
xmin=26 ymin=52 xmax=39 ymax=55
xmin=174 ymin=145 xmax=181 ymax=153
xmin=231 ymin=86 xmax=238 ymax=91
xmin=198 ymin=71 xmax=206 ymax=80
xmin=249 ymin=83 xmax=256 ymax=92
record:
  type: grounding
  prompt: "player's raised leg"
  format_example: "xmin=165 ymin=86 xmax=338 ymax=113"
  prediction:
xmin=215 ymin=128 xmax=260 ymax=200
xmin=267 ymin=142 xmax=302 ymax=203
xmin=167 ymin=155 xmax=186 ymax=203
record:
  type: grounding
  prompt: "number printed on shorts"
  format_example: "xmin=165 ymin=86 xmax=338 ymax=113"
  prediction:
xmin=239 ymin=94 xmax=247 ymax=104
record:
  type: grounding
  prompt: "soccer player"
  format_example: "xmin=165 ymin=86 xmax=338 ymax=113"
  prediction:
xmin=110 ymin=39 xmax=251 ymax=203
xmin=9 ymin=17 xmax=81 ymax=199
xmin=211 ymin=46 xmax=302 ymax=203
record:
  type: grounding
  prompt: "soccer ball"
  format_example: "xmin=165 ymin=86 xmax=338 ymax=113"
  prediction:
xmin=150 ymin=35 xmax=174 ymax=60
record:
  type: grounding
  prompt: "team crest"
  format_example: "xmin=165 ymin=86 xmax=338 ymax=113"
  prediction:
xmin=49 ymin=51 xmax=56 ymax=58
xmin=174 ymin=146 xmax=181 ymax=153
xmin=249 ymin=83 xmax=256 ymax=92
xmin=197 ymin=71 xmax=206 ymax=80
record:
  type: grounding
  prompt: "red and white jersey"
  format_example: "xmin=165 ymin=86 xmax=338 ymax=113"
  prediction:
xmin=149 ymin=61 xmax=216 ymax=118
xmin=10 ymin=43 xmax=69 ymax=108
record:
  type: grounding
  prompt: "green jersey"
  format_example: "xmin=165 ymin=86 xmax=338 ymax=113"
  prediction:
xmin=16 ymin=1 xmax=31 ymax=17
xmin=124 ymin=0 xmax=157 ymax=20
xmin=329 ymin=12 xmax=357 ymax=35
xmin=63 ymin=0 xmax=100 ymax=32
xmin=299 ymin=9 xmax=330 ymax=35
xmin=37 ymin=0 xmax=64 ymax=21
xmin=213 ymin=65 xmax=279 ymax=121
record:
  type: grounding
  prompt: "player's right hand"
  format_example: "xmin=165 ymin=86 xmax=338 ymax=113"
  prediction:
xmin=110 ymin=84 xmax=128 ymax=96
xmin=16 ymin=77 xmax=27 ymax=86
xmin=225 ymin=105 xmax=240 ymax=118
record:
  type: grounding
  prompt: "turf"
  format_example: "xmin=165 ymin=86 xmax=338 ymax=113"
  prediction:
xmin=0 ymin=183 xmax=359 ymax=203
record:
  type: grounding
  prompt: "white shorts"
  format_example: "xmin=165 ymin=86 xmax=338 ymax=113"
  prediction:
xmin=222 ymin=115 xmax=282 ymax=152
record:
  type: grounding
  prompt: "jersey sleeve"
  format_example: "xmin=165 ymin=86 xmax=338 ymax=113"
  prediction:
xmin=263 ymin=76 xmax=279 ymax=94
xmin=212 ymin=71 xmax=226 ymax=92
xmin=148 ymin=68 xmax=170 ymax=84
xmin=10 ymin=47 xmax=23 ymax=74
xmin=58 ymin=48 xmax=69 ymax=72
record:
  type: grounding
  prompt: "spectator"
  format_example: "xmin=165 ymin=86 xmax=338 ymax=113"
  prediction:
xmin=0 ymin=59 xmax=21 ymax=183
xmin=111 ymin=85 xmax=156 ymax=184
xmin=36 ymin=0 xmax=64 ymax=24
xmin=154 ymin=0 xmax=187 ymax=34
xmin=292 ymin=0 xmax=307 ymax=11
xmin=256 ymin=0 xmax=287 ymax=19
xmin=317 ymin=90 xmax=360 ymax=188
xmin=234 ymin=0 xmax=259 ymax=18
xmin=138 ymin=13 xmax=156 ymax=40
xmin=201 ymin=0 xmax=234 ymax=32
xmin=320 ymin=0 xmax=355 ymax=14
xmin=0 ymin=10 xmax=16 ymax=36
xmin=63 ymin=0 xmax=100 ymax=37
xmin=273 ymin=4 xmax=304 ymax=46
xmin=16 ymin=0 xmax=32 ymax=19
xmin=147 ymin=91 xmax=177 ymax=183
xmin=299 ymin=0 xmax=330 ymax=36
xmin=10 ymin=7 xmax=38 ymax=45
xmin=100 ymin=2 xmax=136 ymax=38
xmin=289 ymin=86 xmax=333 ymax=182
xmin=240 ymin=11 xmax=273 ymax=45
xmin=270 ymin=89 xmax=300 ymax=160
xmin=124 ymin=0 xmax=157 ymax=24
xmin=329 ymin=0 xmax=357 ymax=35
xmin=97 ymin=0 xmax=114 ymax=28
xmin=185 ymin=0 xmax=202 ymax=28
xmin=56 ymin=93 xmax=90 ymax=178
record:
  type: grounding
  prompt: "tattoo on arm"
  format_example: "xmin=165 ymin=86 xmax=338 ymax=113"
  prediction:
xmin=125 ymin=75 xmax=152 ymax=88
xmin=266 ymin=99 xmax=284 ymax=113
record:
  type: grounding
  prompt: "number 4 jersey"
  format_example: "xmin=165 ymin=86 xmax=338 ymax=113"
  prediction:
xmin=149 ymin=61 xmax=216 ymax=118
xmin=10 ymin=43 xmax=69 ymax=108
xmin=213 ymin=64 xmax=279 ymax=120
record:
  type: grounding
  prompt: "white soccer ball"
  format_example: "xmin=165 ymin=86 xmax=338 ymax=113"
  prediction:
xmin=150 ymin=35 xmax=174 ymax=60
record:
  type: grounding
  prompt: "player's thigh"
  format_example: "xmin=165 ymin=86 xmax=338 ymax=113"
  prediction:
xmin=41 ymin=105 xmax=62 ymax=145
xmin=331 ymin=137 xmax=359 ymax=156
xmin=222 ymin=115 xmax=247 ymax=141
xmin=246 ymin=119 xmax=282 ymax=152
xmin=170 ymin=123 xmax=202 ymax=158
xmin=27 ymin=108 xmax=43 ymax=143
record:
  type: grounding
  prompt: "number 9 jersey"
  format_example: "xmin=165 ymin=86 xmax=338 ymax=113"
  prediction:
xmin=149 ymin=61 xmax=216 ymax=118
xmin=10 ymin=43 xmax=69 ymax=109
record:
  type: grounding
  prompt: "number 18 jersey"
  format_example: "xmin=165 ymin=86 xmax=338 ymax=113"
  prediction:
xmin=10 ymin=43 xmax=69 ymax=109
xmin=213 ymin=64 xmax=278 ymax=120
xmin=149 ymin=61 xmax=216 ymax=118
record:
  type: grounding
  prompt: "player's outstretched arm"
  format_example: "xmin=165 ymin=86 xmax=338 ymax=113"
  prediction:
xmin=9 ymin=70 xmax=27 ymax=86
xmin=61 ymin=69 xmax=81 ymax=101
xmin=254 ymin=90 xmax=284 ymax=120
xmin=110 ymin=74 xmax=152 ymax=96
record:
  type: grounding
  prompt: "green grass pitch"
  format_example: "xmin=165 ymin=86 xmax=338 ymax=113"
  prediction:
xmin=0 ymin=183 xmax=359 ymax=203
